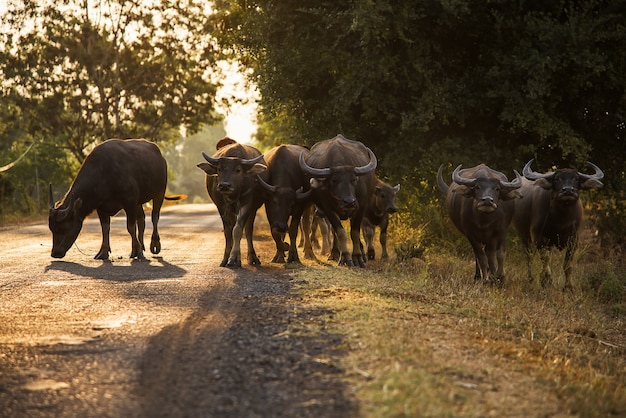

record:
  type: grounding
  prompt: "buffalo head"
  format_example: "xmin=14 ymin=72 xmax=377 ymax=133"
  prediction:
xmin=48 ymin=185 xmax=84 ymax=258
xmin=522 ymin=159 xmax=604 ymax=204
xmin=452 ymin=164 xmax=523 ymax=213
xmin=299 ymin=147 xmax=377 ymax=218
xmin=373 ymin=182 xmax=400 ymax=215
xmin=257 ymin=175 xmax=311 ymax=233
xmin=198 ymin=152 xmax=266 ymax=198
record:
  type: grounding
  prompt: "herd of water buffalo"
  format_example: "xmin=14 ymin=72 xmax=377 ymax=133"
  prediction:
xmin=47 ymin=135 xmax=604 ymax=291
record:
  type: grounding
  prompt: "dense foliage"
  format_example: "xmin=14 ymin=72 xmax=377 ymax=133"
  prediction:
xmin=211 ymin=0 xmax=626 ymax=244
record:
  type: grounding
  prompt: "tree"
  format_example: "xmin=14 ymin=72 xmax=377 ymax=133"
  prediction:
xmin=1 ymin=0 xmax=221 ymax=163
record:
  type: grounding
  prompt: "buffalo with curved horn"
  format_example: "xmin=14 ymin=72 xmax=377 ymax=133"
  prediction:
xmin=299 ymin=135 xmax=377 ymax=267
xmin=197 ymin=138 xmax=267 ymax=267
xmin=437 ymin=163 xmax=523 ymax=283
xmin=513 ymin=159 xmax=604 ymax=290
xmin=256 ymin=144 xmax=313 ymax=264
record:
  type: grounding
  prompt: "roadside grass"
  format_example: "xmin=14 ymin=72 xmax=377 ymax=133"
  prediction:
xmin=286 ymin=230 xmax=626 ymax=417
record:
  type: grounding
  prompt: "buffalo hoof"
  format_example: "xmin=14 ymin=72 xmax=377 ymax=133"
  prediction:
xmin=338 ymin=256 xmax=354 ymax=267
xmin=367 ymin=249 xmax=375 ymax=260
xmin=130 ymin=252 xmax=146 ymax=260
xmin=248 ymin=255 xmax=262 ymax=265
xmin=150 ymin=240 xmax=161 ymax=254
xmin=271 ymin=253 xmax=286 ymax=263
xmin=226 ymin=258 xmax=242 ymax=268
xmin=94 ymin=252 xmax=110 ymax=260
xmin=219 ymin=259 xmax=229 ymax=267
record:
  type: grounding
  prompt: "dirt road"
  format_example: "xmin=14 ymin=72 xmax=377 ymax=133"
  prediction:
xmin=0 ymin=204 xmax=354 ymax=417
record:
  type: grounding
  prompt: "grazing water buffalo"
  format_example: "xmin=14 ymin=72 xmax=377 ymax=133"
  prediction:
xmin=48 ymin=139 xmax=185 ymax=260
xmin=299 ymin=134 xmax=377 ymax=267
xmin=513 ymin=159 xmax=604 ymax=290
xmin=362 ymin=179 xmax=400 ymax=260
xmin=437 ymin=164 xmax=522 ymax=283
xmin=256 ymin=144 xmax=313 ymax=264
xmin=197 ymin=139 xmax=267 ymax=267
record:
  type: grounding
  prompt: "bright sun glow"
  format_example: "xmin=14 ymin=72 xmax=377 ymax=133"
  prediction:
xmin=216 ymin=62 xmax=259 ymax=144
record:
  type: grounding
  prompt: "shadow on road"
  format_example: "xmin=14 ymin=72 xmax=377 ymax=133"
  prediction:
xmin=137 ymin=266 xmax=357 ymax=418
xmin=44 ymin=257 xmax=187 ymax=281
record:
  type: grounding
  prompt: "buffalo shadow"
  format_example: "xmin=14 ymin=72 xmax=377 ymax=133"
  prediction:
xmin=44 ymin=257 xmax=187 ymax=282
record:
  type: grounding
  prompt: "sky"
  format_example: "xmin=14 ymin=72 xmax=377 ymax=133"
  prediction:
xmin=216 ymin=65 xmax=259 ymax=145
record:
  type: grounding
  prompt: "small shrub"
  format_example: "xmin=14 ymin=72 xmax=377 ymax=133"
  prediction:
xmin=394 ymin=240 xmax=425 ymax=261
xmin=597 ymin=271 xmax=625 ymax=304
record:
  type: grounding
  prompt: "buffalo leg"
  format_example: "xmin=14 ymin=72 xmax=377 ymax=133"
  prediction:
xmin=362 ymin=219 xmax=376 ymax=260
xmin=95 ymin=210 xmax=112 ymax=260
xmin=150 ymin=195 xmax=164 ymax=254
xmin=126 ymin=206 xmax=144 ymax=259
xmin=539 ymin=249 xmax=552 ymax=287
xmin=287 ymin=206 xmax=306 ymax=264
xmin=379 ymin=216 xmax=390 ymax=260
xmin=244 ymin=206 xmax=262 ymax=266
xmin=350 ymin=216 xmax=366 ymax=267
xmin=227 ymin=203 xmax=259 ymax=267
xmin=562 ymin=238 xmax=577 ymax=291
xmin=319 ymin=217 xmax=332 ymax=256
xmin=270 ymin=229 xmax=287 ymax=263
xmin=220 ymin=212 xmax=236 ymax=267
xmin=300 ymin=204 xmax=316 ymax=260
xmin=470 ymin=241 xmax=489 ymax=281
xmin=136 ymin=205 xmax=146 ymax=252
xmin=325 ymin=214 xmax=353 ymax=267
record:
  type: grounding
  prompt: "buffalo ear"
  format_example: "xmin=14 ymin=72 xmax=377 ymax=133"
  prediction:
xmin=309 ymin=178 xmax=325 ymax=189
xmin=247 ymin=163 xmax=267 ymax=175
xmin=535 ymin=178 xmax=553 ymax=190
xmin=581 ymin=178 xmax=603 ymax=190
xmin=73 ymin=198 xmax=83 ymax=211
xmin=197 ymin=162 xmax=217 ymax=175
xmin=501 ymin=189 xmax=522 ymax=200
xmin=455 ymin=185 xmax=473 ymax=198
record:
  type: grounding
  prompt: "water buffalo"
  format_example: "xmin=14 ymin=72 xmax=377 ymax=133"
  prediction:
xmin=362 ymin=179 xmax=400 ymax=260
xmin=513 ymin=159 xmax=604 ymax=290
xmin=437 ymin=163 xmax=522 ymax=283
xmin=299 ymin=134 xmax=377 ymax=267
xmin=256 ymin=144 xmax=313 ymax=264
xmin=48 ymin=139 xmax=185 ymax=260
xmin=197 ymin=139 xmax=267 ymax=267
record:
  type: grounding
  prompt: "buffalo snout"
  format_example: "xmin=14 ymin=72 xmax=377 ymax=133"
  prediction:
xmin=558 ymin=186 xmax=578 ymax=200
xmin=341 ymin=197 xmax=357 ymax=208
xmin=218 ymin=182 xmax=233 ymax=192
xmin=51 ymin=248 xmax=67 ymax=259
xmin=387 ymin=207 xmax=398 ymax=214
xmin=477 ymin=197 xmax=497 ymax=212
xmin=272 ymin=222 xmax=288 ymax=234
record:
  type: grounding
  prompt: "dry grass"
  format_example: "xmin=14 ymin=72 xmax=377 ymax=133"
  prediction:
xmin=283 ymin=226 xmax=626 ymax=417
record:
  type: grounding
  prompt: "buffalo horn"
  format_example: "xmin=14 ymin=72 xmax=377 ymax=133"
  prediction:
xmin=48 ymin=184 xmax=55 ymax=209
xmin=296 ymin=187 xmax=313 ymax=200
xmin=522 ymin=159 xmax=554 ymax=181
xmin=452 ymin=164 xmax=478 ymax=187
xmin=242 ymin=154 xmax=265 ymax=168
xmin=256 ymin=175 xmax=277 ymax=193
xmin=354 ymin=147 xmax=378 ymax=175
xmin=299 ymin=152 xmax=332 ymax=177
xmin=500 ymin=170 xmax=523 ymax=190
xmin=578 ymin=161 xmax=604 ymax=182
xmin=202 ymin=151 xmax=220 ymax=166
